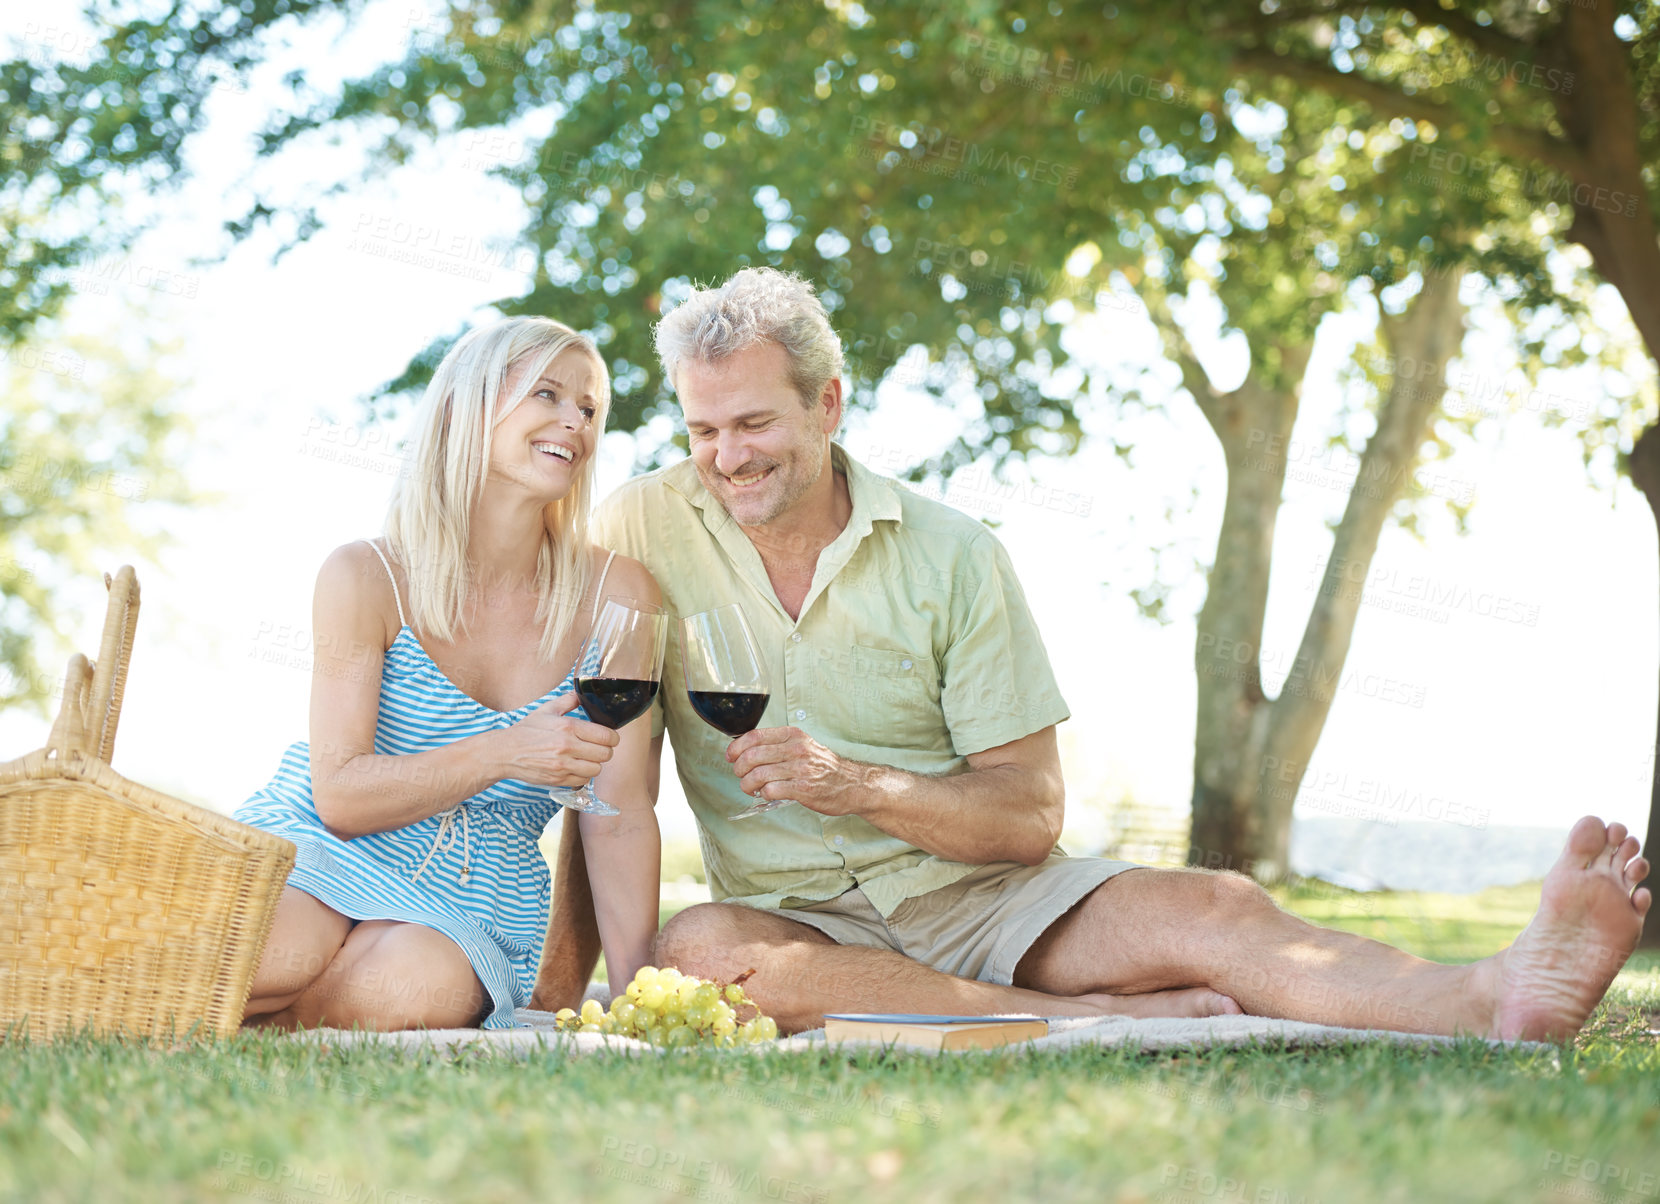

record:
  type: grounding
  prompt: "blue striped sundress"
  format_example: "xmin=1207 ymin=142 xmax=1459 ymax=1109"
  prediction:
xmin=233 ymin=541 xmax=616 ymax=1028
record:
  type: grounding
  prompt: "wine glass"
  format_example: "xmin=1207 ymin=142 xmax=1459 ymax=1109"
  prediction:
xmin=549 ymin=596 xmax=668 ymax=816
xmin=681 ymin=603 xmax=797 ymax=820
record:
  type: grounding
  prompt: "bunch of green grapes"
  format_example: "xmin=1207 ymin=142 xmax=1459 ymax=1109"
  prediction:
xmin=553 ymin=966 xmax=780 ymax=1048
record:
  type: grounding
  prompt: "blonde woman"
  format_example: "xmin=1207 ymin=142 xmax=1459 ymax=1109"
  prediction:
xmin=236 ymin=317 xmax=660 ymax=1030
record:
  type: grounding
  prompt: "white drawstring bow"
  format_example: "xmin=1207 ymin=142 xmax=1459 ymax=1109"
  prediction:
xmin=409 ymin=804 xmax=473 ymax=886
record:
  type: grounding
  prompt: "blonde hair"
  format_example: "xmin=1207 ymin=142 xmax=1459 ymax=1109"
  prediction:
xmin=384 ymin=316 xmax=610 ymax=662
xmin=654 ymin=267 xmax=844 ymax=405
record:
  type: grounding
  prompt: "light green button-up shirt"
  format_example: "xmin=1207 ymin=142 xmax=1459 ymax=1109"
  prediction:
xmin=591 ymin=442 xmax=1070 ymax=917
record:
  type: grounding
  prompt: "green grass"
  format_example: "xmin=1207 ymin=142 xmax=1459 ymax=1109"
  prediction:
xmin=4 ymin=881 xmax=1658 ymax=1204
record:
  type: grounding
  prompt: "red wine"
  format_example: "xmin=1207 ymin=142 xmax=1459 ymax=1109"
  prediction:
xmin=574 ymin=677 xmax=660 ymax=729
xmin=688 ymin=690 xmax=771 ymax=737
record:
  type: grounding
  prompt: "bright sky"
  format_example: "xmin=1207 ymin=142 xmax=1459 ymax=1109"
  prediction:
xmin=3 ymin=1 xmax=1655 ymax=871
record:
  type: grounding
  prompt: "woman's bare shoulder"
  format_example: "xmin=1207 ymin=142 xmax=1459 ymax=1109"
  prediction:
xmin=314 ymin=539 xmax=402 ymax=643
xmin=593 ymin=547 xmax=659 ymax=601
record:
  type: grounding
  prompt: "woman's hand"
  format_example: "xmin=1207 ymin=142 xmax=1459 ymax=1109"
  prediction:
xmin=494 ymin=693 xmax=621 ymax=788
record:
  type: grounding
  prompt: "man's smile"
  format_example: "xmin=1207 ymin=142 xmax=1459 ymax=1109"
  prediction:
xmin=724 ymin=466 xmax=774 ymax=489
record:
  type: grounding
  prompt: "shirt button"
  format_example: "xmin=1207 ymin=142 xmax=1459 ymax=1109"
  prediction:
xmin=793 ymin=709 xmax=806 ymax=720
xmin=900 ymin=659 xmax=912 ymax=670
xmin=833 ymin=835 xmax=844 ymax=846
xmin=790 ymin=632 xmax=802 ymax=643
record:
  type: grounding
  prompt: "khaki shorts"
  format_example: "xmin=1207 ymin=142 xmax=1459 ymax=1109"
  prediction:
xmin=760 ymin=854 xmax=1145 ymax=986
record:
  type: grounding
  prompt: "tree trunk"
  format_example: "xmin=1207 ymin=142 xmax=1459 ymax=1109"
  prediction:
xmin=1187 ymin=268 xmax=1466 ymax=879
xmin=1629 ymin=426 xmax=1660 ymax=948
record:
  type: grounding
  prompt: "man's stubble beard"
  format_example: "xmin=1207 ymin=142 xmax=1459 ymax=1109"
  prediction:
xmin=707 ymin=431 xmax=828 ymax=529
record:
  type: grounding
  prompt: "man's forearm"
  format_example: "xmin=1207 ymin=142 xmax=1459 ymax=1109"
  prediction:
xmin=854 ymin=760 xmax=1062 ymax=866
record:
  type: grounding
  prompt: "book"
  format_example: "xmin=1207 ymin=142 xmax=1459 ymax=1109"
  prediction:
xmin=821 ymin=1013 xmax=1050 ymax=1051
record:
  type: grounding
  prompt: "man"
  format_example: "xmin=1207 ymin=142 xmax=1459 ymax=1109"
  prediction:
xmin=555 ymin=266 xmax=1650 ymax=1041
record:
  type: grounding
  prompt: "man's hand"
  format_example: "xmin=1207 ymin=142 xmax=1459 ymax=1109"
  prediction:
xmin=727 ymin=726 xmax=871 ymax=815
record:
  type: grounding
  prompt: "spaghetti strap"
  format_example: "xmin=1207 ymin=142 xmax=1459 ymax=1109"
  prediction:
xmin=365 ymin=538 xmax=408 ymax=628
xmin=591 ymin=549 xmax=618 ymax=623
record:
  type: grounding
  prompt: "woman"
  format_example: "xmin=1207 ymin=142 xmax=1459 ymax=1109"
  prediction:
xmin=235 ymin=317 xmax=660 ymax=1030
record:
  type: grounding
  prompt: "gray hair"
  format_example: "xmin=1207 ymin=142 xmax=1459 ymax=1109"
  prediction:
xmin=654 ymin=267 xmax=844 ymax=407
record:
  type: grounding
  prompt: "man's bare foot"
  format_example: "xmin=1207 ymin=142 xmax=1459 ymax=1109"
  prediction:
xmin=1079 ymin=986 xmax=1244 ymax=1020
xmin=1486 ymin=816 xmax=1651 ymax=1042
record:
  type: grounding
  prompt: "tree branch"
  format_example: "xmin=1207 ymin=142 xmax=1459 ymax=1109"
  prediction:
xmin=1265 ymin=265 xmax=1466 ymax=773
xmin=1139 ymin=281 xmax=1222 ymax=427
xmin=1231 ymin=46 xmax=1586 ymax=179
xmin=1394 ymin=0 xmax=1535 ymax=64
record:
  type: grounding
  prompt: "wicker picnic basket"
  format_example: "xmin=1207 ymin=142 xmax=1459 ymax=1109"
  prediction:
xmin=0 ymin=567 xmax=295 ymax=1041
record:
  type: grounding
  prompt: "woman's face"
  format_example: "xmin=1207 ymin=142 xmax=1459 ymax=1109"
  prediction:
xmin=487 ymin=345 xmax=604 ymax=501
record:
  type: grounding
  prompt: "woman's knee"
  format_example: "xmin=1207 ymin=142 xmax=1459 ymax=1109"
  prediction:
xmin=333 ymin=923 xmax=489 ymax=1028
xmin=253 ymin=889 xmax=353 ymax=995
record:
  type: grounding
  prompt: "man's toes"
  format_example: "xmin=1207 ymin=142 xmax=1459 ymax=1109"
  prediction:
xmin=1624 ymin=856 xmax=1650 ymax=888
xmin=1567 ymin=816 xmax=1610 ymax=860
xmin=1635 ymin=887 xmax=1653 ymax=919
xmin=1615 ymin=836 xmax=1641 ymax=869
xmin=1607 ymin=823 xmax=1629 ymax=854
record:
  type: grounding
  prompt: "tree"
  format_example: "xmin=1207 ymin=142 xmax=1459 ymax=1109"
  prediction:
xmin=0 ymin=0 xmax=348 ymax=347
xmin=5 ymin=0 xmax=1642 ymax=885
xmin=243 ymin=2 xmax=1551 ymax=880
xmin=1169 ymin=0 xmax=1660 ymax=927
xmin=0 ymin=328 xmax=199 ymax=712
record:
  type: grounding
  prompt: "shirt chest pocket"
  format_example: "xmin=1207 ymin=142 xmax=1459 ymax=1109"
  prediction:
xmin=843 ymin=644 xmax=944 ymax=750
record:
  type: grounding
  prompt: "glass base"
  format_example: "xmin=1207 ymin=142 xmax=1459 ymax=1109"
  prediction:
xmin=732 ymin=796 xmax=798 ymax=821
xmin=550 ymin=782 xmax=620 ymax=816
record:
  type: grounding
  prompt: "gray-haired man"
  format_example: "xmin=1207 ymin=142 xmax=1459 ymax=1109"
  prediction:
xmin=552 ymin=267 xmax=1651 ymax=1040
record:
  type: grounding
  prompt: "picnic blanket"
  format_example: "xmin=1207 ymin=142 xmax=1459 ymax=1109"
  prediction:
xmin=281 ymin=987 xmax=1549 ymax=1056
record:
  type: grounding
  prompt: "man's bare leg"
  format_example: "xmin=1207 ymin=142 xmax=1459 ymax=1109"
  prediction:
xmin=652 ymin=902 xmax=1241 ymax=1035
xmin=1016 ymin=816 xmax=1651 ymax=1040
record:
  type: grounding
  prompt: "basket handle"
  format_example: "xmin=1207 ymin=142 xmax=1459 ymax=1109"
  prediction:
xmin=45 ymin=653 xmax=93 ymax=763
xmin=86 ymin=565 xmax=140 ymax=762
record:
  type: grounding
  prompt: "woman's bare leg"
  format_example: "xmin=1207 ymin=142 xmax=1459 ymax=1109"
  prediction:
xmin=243 ymin=887 xmax=354 ymax=1020
xmin=259 ymin=920 xmax=490 ymax=1031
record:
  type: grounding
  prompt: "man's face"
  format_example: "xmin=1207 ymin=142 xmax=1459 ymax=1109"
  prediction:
xmin=679 ymin=341 xmax=840 ymax=529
